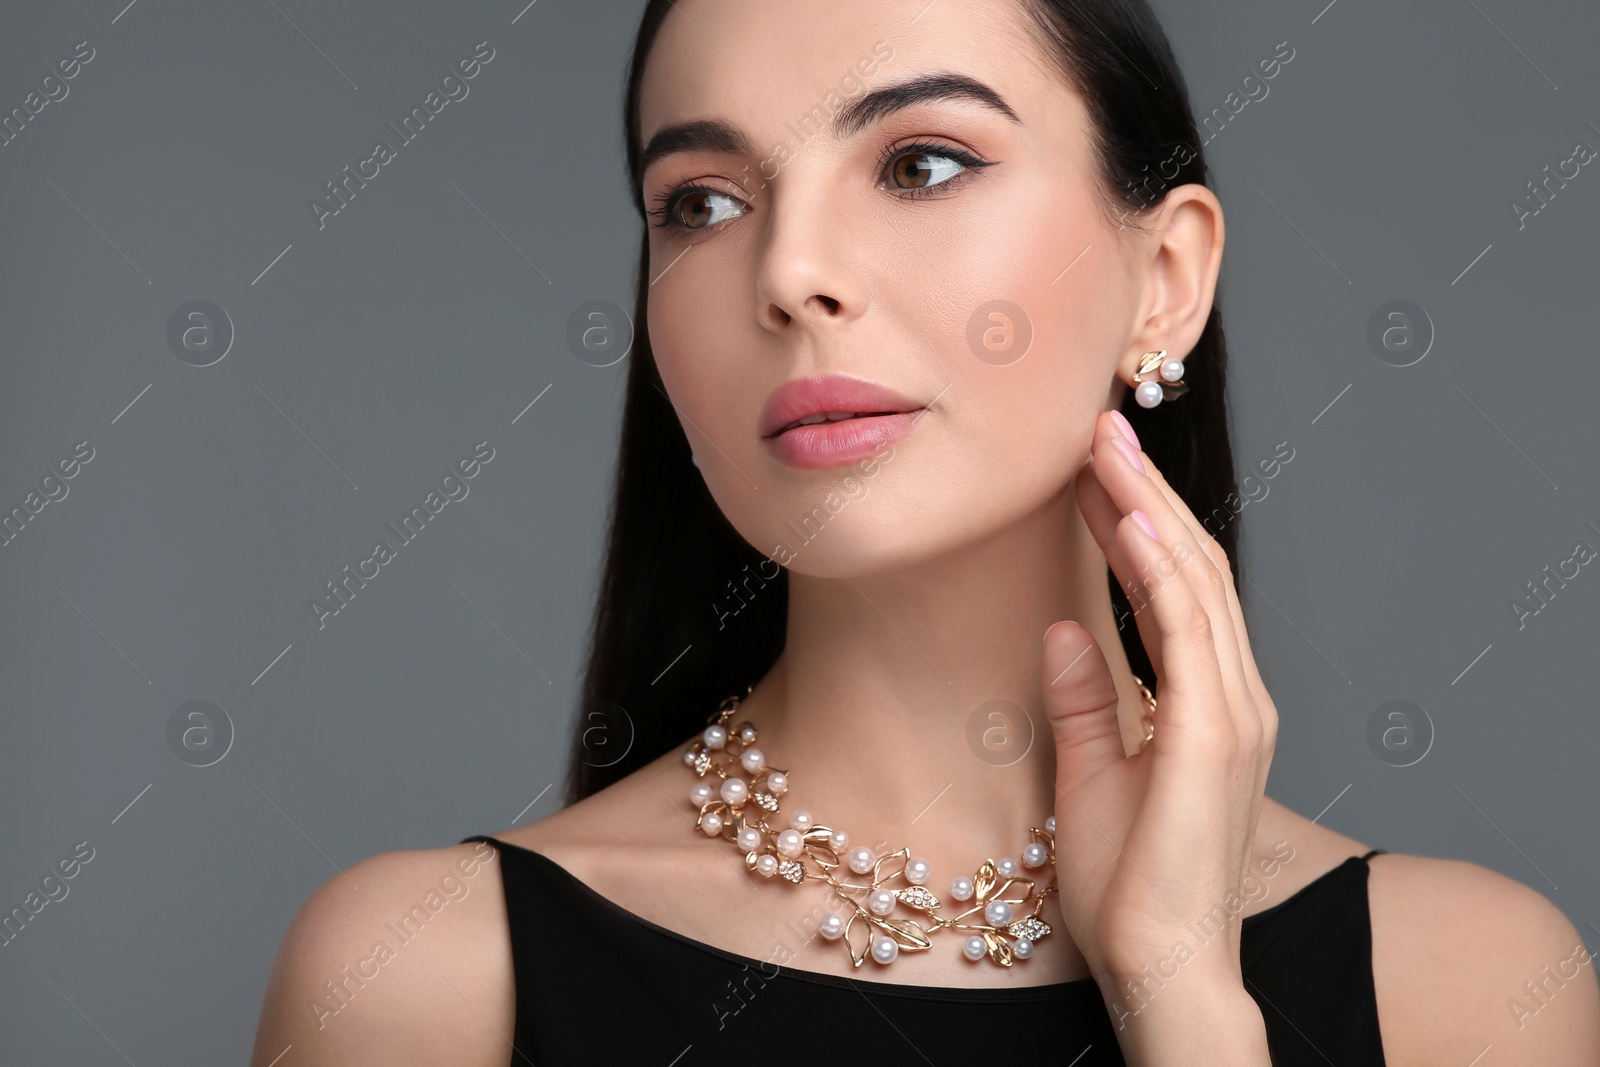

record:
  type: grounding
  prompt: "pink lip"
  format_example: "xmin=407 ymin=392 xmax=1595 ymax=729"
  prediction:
xmin=760 ymin=374 xmax=926 ymax=470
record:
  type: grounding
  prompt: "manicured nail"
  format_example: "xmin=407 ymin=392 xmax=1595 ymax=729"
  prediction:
xmin=1109 ymin=409 xmax=1140 ymax=451
xmin=1111 ymin=436 xmax=1145 ymax=474
xmin=1131 ymin=509 xmax=1160 ymax=542
xmin=1044 ymin=620 xmax=1077 ymax=648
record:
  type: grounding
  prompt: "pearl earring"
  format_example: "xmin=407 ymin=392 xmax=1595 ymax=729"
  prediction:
xmin=1131 ymin=349 xmax=1188 ymax=409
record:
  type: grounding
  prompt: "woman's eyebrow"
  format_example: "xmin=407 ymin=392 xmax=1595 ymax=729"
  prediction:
xmin=639 ymin=72 xmax=1021 ymax=175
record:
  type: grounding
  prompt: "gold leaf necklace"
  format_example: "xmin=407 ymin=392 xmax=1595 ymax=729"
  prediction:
xmin=682 ymin=685 xmax=1154 ymax=970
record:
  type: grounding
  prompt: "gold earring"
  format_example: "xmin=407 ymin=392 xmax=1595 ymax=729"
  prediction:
xmin=1131 ymin=350 xmax=1188 ymax=409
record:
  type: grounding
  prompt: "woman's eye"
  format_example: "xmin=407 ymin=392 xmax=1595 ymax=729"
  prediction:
xmin=884 ymin=148 xmax=970 ymax=193
xmin=653 ymin=186 xmax=747 ymax=233
xmin=649 ymin=145 xmax=988 ymax=235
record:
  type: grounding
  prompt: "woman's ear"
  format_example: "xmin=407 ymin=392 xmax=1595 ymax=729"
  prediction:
xmin=1122 ymin=184 xmax=1225 ymax=374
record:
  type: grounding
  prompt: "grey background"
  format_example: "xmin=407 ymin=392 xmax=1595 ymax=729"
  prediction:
xmin=1 ymin=0 xmax=1595 ymax=1062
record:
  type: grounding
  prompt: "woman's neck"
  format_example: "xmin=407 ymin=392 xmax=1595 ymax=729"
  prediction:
xmin=744 ymin=483 xmax=1145 ymax=867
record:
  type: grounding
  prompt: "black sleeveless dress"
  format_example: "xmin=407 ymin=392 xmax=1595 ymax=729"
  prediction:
xmin=461 ymin=835 xmax=1388 ymax=1065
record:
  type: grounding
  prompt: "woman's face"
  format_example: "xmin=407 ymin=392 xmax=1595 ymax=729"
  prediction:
xmin=637 ymin=0 xmax=1152 ymax=578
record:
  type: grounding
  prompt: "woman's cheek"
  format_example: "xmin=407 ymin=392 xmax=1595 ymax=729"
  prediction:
xmin=649 ymin=313 xmax=743 ymax=440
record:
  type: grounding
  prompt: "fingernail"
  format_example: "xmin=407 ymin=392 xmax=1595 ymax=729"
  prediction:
xmin=1131 ymin=509 xmax=1160 ymax=542
xmin=1109 ymin=409 xmax=1140 ymax=451
xmin=1111 ymin=436 xmax=1145 ymax=474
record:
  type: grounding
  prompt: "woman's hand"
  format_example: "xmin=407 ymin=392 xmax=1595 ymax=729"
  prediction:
xmin=1041 ymin=409 xmax=1278 ymax=1060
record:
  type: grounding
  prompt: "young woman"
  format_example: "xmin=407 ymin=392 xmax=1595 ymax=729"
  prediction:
xmin=252 ymin=1 xmax=1599 ymax=1063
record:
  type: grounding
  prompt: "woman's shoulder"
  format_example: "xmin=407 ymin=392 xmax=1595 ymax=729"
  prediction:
xmin=1364 ymin=845 xmax=1599 ymax=1064
xmin=250 ymin=756 xmax=691 ymax=1065
xmin=249 ymin=838 xmax=518 ymax=1067
xmin=1265 ymin=805 xmax=1597 ymax=1063
xmin=487 ymin=746 xmax=741 ymax=923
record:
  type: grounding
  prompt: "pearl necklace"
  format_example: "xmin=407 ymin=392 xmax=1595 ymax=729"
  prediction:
xmin=682 ymin=692 xmax=1082 ymax=971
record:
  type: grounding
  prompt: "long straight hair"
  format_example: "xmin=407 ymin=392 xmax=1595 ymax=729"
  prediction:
xmin=563 ymin=0 xmax=1243 ymax=805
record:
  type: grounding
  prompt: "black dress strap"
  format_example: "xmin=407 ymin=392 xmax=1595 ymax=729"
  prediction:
xmin=1359 ymin=848 xmax=1385 ymax=861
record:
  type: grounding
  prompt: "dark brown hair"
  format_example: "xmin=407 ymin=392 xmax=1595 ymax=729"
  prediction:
xmin=563 ymin=0 xmax=1242 ymax=805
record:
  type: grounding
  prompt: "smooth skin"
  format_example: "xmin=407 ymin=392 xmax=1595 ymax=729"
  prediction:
xmin=248 ymin=430 xmax=1600 ymax=1064
xmin=1042 ymin=414 xmax=1280 ymax=1059
xmin=252 ymin=0 xmax=1599 ymax=1062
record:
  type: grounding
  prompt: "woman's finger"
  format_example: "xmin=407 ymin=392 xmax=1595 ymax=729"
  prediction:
xmin=1073 ymin=458 xmax=1161 ymax=678
xmin=1042 ymin=620 xmax=1129 ymax=796
xmin=1090 ymin=413 xmax=1258 ymax=744
xmin=1140 ymin=460 xmax=1280 ymax=800
xmin=1099 ymin=478 xmax=1230 ymax=753
xmin=1143 ymin=461 xmax=1275 ymax=723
